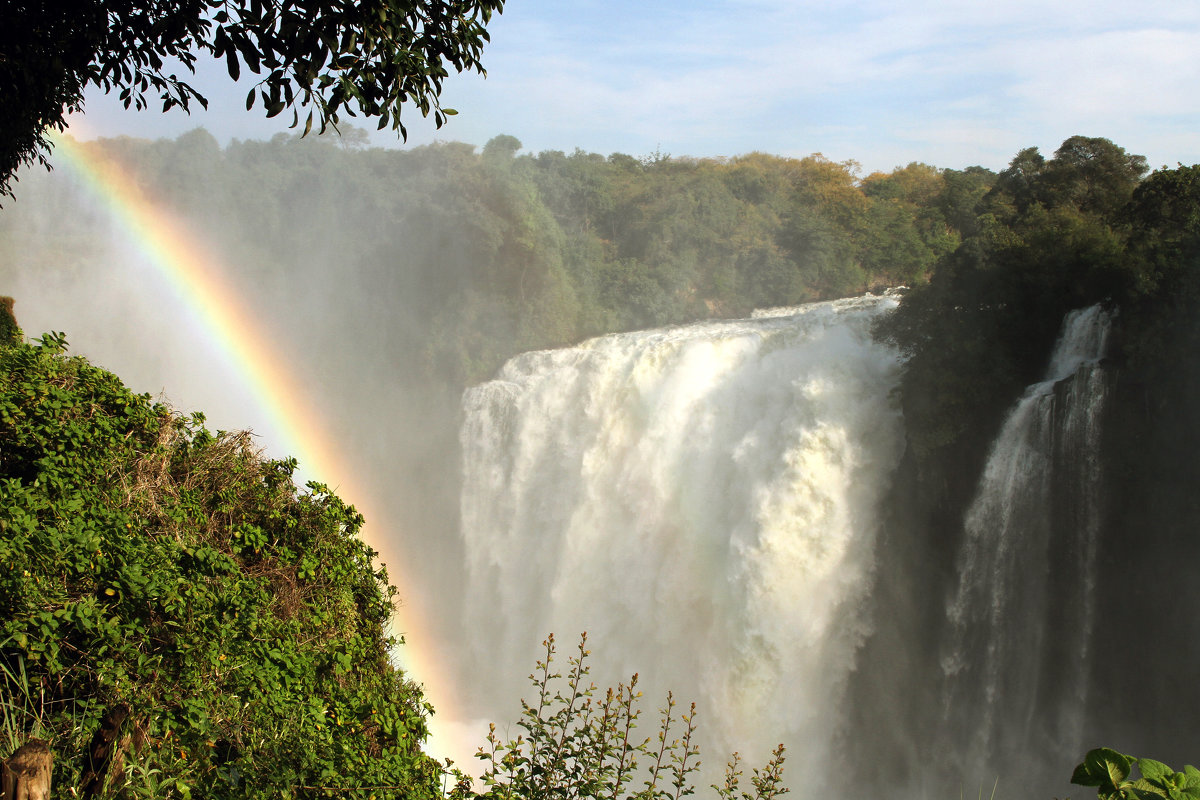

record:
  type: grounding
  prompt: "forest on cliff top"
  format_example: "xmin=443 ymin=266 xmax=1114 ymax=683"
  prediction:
xmin=1 ymin=127 xmax=994 ymax=388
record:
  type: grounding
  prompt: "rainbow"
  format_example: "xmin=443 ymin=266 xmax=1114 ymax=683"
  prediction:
xmin=50 ymin=131 xmax=470 ymax=763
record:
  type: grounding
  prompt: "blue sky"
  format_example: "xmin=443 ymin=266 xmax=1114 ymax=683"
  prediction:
xmin=72 ymin=0 xmax=1200 ymax=175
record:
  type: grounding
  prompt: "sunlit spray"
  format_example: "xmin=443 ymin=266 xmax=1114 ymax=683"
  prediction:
xmin=458 ymin=294 xmax=906 ymax=792
xmin=15 ymin=135 xmax=468 ymax=764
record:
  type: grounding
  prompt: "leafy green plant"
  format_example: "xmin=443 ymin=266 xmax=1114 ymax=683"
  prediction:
xmin=0 ymin=332 xmax=439 ymax=798
xmin=118 ymin=747 xmax=197 ymax=800
xmin=1072 ymin=748 xmax=1200 ymax=800
xmin=465 ymin=633 xmax=787 ymax=800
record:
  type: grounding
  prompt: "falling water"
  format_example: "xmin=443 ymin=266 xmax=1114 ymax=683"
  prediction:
xmin=458 ymin=294 xmax=906 ymax=791
xmin=941 ymin=305 xmax=1111 ymax=782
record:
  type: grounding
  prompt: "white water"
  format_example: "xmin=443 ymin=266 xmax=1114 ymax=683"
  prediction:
xmin=459 ymin=294 xmax=906 ymax=791
xmin=941 ymin=305 xmax=1111 ymax=779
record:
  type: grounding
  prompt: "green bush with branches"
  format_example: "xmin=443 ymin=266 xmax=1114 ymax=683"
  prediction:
xmin=0 ymin=331 xmax=439 ymax=797
xmin=461 ymin=633 xmax=787 ymax=800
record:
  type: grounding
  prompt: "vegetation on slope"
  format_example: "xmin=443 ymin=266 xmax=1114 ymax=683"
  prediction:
xmin=0 ymin=329 xmax=439 ymax=797
xmin=872 ymin=136 xmax=1200 ymax=533
xmin=875 ymin=135 xmax=1149 ymax=469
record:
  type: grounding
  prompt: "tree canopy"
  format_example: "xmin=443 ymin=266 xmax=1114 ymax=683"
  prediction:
xmin=874 ymin=135 xmax=1150 ymax=471
xmin=0 ymin=0 xmax=505 ymax=197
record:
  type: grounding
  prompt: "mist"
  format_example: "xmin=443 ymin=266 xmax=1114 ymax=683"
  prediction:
xmin=0 ymin=131 xmax=475 ymax=718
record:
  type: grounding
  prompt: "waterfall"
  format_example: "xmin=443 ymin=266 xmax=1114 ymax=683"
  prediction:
xmin=459 ymin=294 xmax=906 ymax=791
xmin=940 ymin=305 xmax=1111 ymax=782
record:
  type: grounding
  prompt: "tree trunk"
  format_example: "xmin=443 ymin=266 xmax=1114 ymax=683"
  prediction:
xmin=1 ymin=739 xmax=52 ymax=800
xmin=80 ymin=704 xmax=130 ymax=800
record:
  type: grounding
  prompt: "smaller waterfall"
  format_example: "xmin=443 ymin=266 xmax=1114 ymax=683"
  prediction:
xmin=941 ymin=305 xmax=1111 ymax=781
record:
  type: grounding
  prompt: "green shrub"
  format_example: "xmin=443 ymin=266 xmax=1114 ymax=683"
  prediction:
xmin=0 ymin=332 xmax=438 ymax=798
xmin=463 ymin=633 xmax=787 ymax=800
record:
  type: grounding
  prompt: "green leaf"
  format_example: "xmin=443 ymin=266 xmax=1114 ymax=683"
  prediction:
xmin=225 ymin=47 xmax=240 ymax=81
xmin=237 ymin=34 xmax=261 ymax=74
xmin=1141 ymin=760 xmax=1176 ymax=784
xmin=1075 ymin=749 xmax=1135 ymax=789
xmin=1132 ymin=777 xmax=1170 ymax=798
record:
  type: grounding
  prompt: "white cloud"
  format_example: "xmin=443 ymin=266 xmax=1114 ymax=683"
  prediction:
xmin=1005 ymin=28 xmax=1200 ymax=117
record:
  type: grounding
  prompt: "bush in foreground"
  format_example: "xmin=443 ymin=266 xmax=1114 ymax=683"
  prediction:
xmin=1072 ymin=749 xmax=1200 ymax=800
xmin=0 ymin=332 xmax=438 ymax=798
xmin=463 ymin=633 xmax=787 ymax=800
